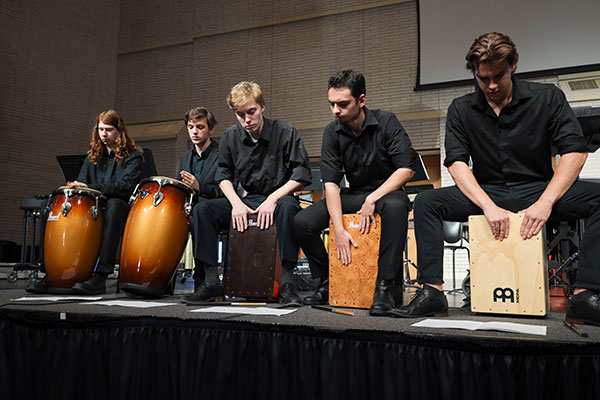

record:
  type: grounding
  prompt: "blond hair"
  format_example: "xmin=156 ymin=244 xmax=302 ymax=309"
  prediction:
xmin=227 ymin=81 xmax=265 ymax=110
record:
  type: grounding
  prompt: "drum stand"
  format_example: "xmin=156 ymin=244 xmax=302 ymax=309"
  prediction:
xmin=546 ymin=220 xmax=582 ymax=296
xmin=403 ymin=242 xmax=420 ymax=291
xmin=9 ymin=198 xmax=43 ymax=283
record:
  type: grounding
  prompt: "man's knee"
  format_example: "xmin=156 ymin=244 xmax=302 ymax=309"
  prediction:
xmin=275 ymin=196 xmax=300 ymax=216
xmin=377 ymin=192 xmax=410 ymax=224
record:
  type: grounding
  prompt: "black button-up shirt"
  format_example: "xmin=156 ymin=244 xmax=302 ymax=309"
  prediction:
xmin=77 ymin=150 xmax=143 ymax=201
xmin=192 ymin=141 xmax=214 ymax=178
xmin=444 ymin=78 xmax=588 ymax=186
xmin=320 ymin=107 xmax=417 ymax=192
xmin=215 ymin=118 xmax=312 ymax=196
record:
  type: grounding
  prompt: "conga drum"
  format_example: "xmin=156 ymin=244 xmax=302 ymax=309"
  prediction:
xmin=44 ymin=187 xmax=106 ymax=292
xmin=119 ymin=176 xmax=194 ymax=297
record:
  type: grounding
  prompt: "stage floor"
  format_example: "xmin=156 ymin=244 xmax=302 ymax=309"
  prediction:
xmin=2 ymin=277 xmax=600 ymax=400
xmin=0 ymin=283 xmax=597 ymax=345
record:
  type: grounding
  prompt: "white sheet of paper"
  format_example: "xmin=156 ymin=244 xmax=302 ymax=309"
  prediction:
xmin=13 ymin=296 xmax=103 ymax=301
xmin=190 ymin=306 xmax=297 ymax=316
xmin=412 ymin=319 xmax=547 ymax=336
xmin=92 ymin=300 xmax=177 ymax=308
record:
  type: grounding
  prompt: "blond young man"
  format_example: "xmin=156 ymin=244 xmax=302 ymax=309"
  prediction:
xmin=181 ymin=82 xmax=311 ymax=305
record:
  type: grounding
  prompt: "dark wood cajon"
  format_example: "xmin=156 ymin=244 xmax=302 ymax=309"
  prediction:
xmin=329 ymin=214 xmax=381 ymax=309
xmin=224 ymin=214 xmax=281 ymax=299
xmin=469 ymin=214 xmax=549 ymax=316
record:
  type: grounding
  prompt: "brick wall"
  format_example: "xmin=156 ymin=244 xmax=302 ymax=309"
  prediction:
xmin=1 ymin=0 xmax=121 ymax=244
xmin=4 ymin=0 xmax=598 ymax=282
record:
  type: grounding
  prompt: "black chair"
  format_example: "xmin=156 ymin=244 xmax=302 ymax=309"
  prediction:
xmin=443 ymin=221 xmax=469 ymax=294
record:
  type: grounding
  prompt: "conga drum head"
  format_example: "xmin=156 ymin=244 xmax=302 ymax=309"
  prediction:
xmin=44 ymin=186 xmax=106 ymax=291
xmin=119 ymin=176 xmax=194 ymax=297
xmin=53 ymin=186 xmax=106 ymax=199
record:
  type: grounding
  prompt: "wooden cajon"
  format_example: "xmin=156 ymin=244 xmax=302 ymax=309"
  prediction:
xmin=469 ymin=214 xmax=549 ymax=316
xmin=329 ymin=214 xmax=381 ymax=309
xmin=224 ymin=214 xmax=281 ymax=299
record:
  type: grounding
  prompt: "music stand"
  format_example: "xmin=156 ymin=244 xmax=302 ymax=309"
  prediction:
xmin=409 ymin=153 xmax=430 ymax=182
xmin=56 ymin=154 xmax=87 ymax=181
xmin=140 ymin=148 xmax=158 ymax=179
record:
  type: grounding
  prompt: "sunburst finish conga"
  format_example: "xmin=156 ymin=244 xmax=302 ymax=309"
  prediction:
xmin=119 ymin=176 xmax=194 ymax=297
xmin=44 ymin=187 xmax=106 ymax=292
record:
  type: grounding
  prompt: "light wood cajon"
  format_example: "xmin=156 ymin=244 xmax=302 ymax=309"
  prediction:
xmin=469 ymin=214 xmax=549 ymax=316
xmin=329 ymin=214 xmax=381 ymax=309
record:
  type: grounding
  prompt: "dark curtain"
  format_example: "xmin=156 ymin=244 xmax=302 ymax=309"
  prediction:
xmin=1 ymin=310 xmax=599 ymax=400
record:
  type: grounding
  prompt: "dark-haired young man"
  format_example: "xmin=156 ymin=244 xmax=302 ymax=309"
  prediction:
xmin=396 ymin=32 xmax=600 ymax=326
xmin=294 ymin=70 xmax=417 ymax=316
xmin=177 ymin=107 xmax=223 ymax=290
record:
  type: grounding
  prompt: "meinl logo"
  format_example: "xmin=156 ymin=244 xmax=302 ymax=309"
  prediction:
xmin=493 ymin=287 xmax=516 ymax=303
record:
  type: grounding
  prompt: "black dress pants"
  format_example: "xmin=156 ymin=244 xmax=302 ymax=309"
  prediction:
xmin=191 ymin=194 xmax=301 ymax=267
xmin=95 ymin=198 xmax=130 ymax=274
xmin=293 ymin=190 xmax=411 ymax=280
xmin=414 ymin=181 xmax=600 ymax=290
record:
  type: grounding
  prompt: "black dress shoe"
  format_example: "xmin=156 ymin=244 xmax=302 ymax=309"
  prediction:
xmin=72 ymin=274 xmax=107 ymax=295
xmin=369 ymin=278 xmax=396 ymax=317
xmin=194 ymin=277 xmax=203 ymax=292
xmin=180 ymin=280 xmax=224 ymax=304
xmin=566 ymin=289 xmax=600 ymax=326
xmin=26 ymin=276 xmax=50 ymax=294
xmin=303 ymin=279 xmax=329 ymax=305
xmin=390 ymin=285 xmax=448 ymax=318
xmin=193 ymin=269 xmax=205 ymax=292
xmin=279 ymin=282 xmax=302 ymax=306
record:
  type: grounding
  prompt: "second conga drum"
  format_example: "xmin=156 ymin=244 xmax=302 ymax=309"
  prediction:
xmin=119 ymin=176 xmax=194 ymax=297
xmin=44 ymin=187 xmax=106 ymax=292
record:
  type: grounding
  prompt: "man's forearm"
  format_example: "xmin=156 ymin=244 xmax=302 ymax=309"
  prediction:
xmin=448 ymin=161 xmax=497 ymax=211
xmin=324 ymin=182 xmax=344 ymax=231
xmin=219 ymin=180 xmax=244 ymax=207
xmin=267 ymin=180 xmax=304 ymax=202
xmin=538 ymin=152 xmax=587 ymax=206
xmin=366 ymin=167 xmax=414 ymax=204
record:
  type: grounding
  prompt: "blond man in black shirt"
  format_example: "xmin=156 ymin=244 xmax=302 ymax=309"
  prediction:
xmin=396 ymin=33 xmax=600 ymax=326
xmin=181 ymin=81 xmax=312 ymax=305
